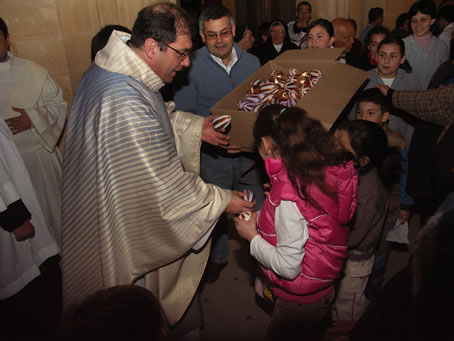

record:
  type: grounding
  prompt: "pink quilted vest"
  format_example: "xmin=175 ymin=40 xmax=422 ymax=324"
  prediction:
xmin=258 ymin=158 xmax=358 ymax=303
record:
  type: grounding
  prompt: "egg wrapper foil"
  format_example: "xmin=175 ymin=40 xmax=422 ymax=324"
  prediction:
xmin=238 ymin=68 xmax=322 ymax=112
xmin=243 ymin=190 xmax=255 ymax=202
xmin=239 ymin=211 xmax=252 ymax=221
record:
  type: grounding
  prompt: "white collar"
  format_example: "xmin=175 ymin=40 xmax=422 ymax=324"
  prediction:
xmin=210 ymin=46 xmax=238 ymax=74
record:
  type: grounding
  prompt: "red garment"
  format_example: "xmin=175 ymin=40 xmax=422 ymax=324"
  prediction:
xmin=258 ymin=158 xmax=358 ymax=303
xmin=368 ymin=52 xmax=377 ymax=67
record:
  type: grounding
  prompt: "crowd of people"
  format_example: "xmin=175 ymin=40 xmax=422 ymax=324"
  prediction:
xmin=1 ymin=0 xmax=453 ymax=340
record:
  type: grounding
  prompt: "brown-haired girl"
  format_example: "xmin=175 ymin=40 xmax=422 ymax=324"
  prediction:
xmin=234 ymin=104 xmax=357 ymax=340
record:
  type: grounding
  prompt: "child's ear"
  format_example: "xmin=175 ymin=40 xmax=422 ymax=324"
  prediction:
xmin=381 ymin=111 xmax=390 ymax=125
xmin=359 ymin=156 xmax=370 ymax=168
xmin=329 ymin=36 xmax=335 ymax=47
xmin=261 ymin=137 xmax=273 ymax=154
xmin=400 ymin=55 xmax=406 ymax=65
xmin=261 ymin=136 xmax=269 ymax=149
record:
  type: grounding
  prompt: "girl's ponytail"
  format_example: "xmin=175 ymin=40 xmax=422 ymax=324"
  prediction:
xmin=254 ymin=104 xmax=347 ymax=209
xmin=342 ymin=120 xmax=400 ymax=188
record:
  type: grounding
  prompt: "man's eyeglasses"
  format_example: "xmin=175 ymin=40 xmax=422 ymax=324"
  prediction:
xmin=298 ymin=9 xmax=311 ymax=14
xmin=161 ymin=42 xmax=191 ymax=61
xmin=204 ymin=30 xmax=232 ymax=41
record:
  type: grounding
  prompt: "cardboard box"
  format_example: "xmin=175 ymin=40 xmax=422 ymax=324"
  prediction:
xmin=211 ymin=48 xmax=368 ymax=151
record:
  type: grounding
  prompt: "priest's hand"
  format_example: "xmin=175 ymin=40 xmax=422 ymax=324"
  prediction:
xmin=13 ymin=220 xmax=35 ymax=241
xmin=6 ymin=108 xmax=32 ymax=134
xmin=202 ymin=115 xmax=230 ymax=147
xmin=225 ymin=190 xmax=256 ymax=215
xmin=233 ymin=212 xmax=258 ymax=242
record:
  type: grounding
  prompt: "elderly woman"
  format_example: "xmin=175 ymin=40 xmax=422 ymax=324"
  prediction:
xmin=252 ymin=20 xmax=299 ymax=65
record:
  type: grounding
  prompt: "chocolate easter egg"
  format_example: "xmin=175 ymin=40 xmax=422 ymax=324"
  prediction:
xmin=212 ymin=115 xmax=232 ymax=132
xmin=239 ymin=211 xmax=252 ymax=221
xmin=243 ymin=190 xmax=255 ymax=202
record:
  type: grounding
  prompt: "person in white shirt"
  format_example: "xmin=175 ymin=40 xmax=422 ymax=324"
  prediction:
xmin=288 ymin=1 xmax=312 ymax=47
xmin=0 ymin=17 xmax=67 ymax=246
xmin=0 ymin=118 xmax=61 ymax=341
xmin=173 ymin=5 xmax=264 ymax=284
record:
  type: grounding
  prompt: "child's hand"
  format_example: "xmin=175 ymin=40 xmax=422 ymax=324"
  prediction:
xmin=13 ymin=220 xmax=35 ymax=241
xmin=263 ymin=183 xmax=271 ymax=197
xmin=399 ymin=209 xmax=410 ymax=224
xmin=233 ymin=212 xmax=258 ymax=242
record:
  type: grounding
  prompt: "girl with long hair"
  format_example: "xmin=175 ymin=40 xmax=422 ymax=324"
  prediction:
xmin=234 ymin=104 xmax=358 ymax=340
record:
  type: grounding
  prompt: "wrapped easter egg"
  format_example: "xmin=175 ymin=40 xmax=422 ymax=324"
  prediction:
xmin=236 ymin=68 xmax=323 ymax=112
xmin=239 ymin=211 xmax=252 ymax=221
xmin=243 ymin=190 xmax=255 ymax=202
xmin=212 ymin=115 xmax=231 ymax=132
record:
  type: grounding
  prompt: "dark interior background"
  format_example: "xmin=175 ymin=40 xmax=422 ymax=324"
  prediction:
xmin=180 ymin=0 xmax=296 ymax=31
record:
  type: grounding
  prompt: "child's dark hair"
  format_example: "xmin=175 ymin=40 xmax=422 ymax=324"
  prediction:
xmin=377 ymin=34 xmax=412 ymax=73
xmin=408 ymin=1 xmax=436 ymax=19
xmin=57 ymin=286 xmax=163 ymax=341
xmin=366 ymin=25 xmax=389 ymax=45
xmin=307 ymin=18 xmax=335 ymax=37
xmin=91 ymin=25 xmax=132 ymax=61
xmin=0 ymin=17 xmax=8 ymax=39
xmin=357 ymin=88 xmax=390 ymax=114
xmin=302 ymin=18 xmax=334 ymax=46
xmin=368 ymin=7 xmax=384 ymax=23
xmin=336 ymin=120 xmax=400 ymax=187
xmin=395 ymin=13 xmax=410 ymax=29
xmin=254 ymin=104 xmax=346 ymax=209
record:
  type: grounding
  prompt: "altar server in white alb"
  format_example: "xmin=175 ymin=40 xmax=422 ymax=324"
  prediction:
xmin=0 ymin=119 xmax=61 ymax=341
xmin=0 ymin=17 xmax=67 ymax=245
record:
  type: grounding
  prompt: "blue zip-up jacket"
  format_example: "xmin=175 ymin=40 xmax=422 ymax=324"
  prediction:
xmin=173 ymin=43 xmax=260 ymax=117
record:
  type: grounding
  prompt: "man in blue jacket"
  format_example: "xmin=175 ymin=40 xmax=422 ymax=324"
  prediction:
xmin=174 ymin=5 xmax=264 ymax=282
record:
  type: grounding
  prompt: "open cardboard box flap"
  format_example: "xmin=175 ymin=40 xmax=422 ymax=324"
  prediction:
xmin=211 ymin=48 xmax=368 ymax=151
xmin=274 ymin=47 xmax=345 ymax=62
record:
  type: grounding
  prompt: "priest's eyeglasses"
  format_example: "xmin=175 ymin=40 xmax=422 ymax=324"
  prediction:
xmin=161 ymin=42 xmax=191 ymax=61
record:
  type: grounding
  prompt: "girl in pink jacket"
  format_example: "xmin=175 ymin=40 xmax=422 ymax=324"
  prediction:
xmin=234 ymin=104 xmax=358 ymax=340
